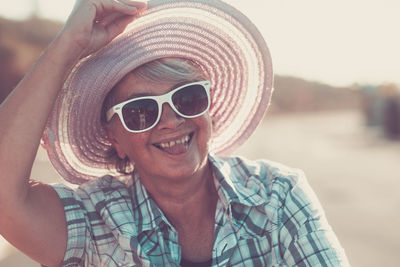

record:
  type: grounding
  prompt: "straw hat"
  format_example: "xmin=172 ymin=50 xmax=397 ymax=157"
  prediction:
xmin=42 ymin=0 xmax=274 ymax=184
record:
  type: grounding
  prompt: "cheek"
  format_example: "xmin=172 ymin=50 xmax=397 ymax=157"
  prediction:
xmin=196 ymin=114 xmax=213 ymax=145
xmin=112 ymin=122 xmax=150 ymax=154
xmin=122 ymin=133 xmax=149 ymax=151
xmin=120 ymin=135 xmax=152 ymax=165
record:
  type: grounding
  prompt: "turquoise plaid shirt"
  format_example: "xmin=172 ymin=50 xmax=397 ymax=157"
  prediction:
xmin=50 ymin=155 xmax=349 ymax=266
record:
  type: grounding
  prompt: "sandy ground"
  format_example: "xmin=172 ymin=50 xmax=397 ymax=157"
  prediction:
xmin=1 ymin=110 xmax=399 ymax=267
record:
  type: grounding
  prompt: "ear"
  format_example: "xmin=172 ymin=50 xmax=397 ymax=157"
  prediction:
xmin=106 ymin=127 xmax=127 ymax=160
xmin=211 ymin=117 xmax=216 ymax=128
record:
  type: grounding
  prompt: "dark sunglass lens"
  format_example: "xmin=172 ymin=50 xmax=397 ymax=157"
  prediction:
xmin=121 ymin=99 xmax=158 ymax=130
xmin=172 ymin=85 xmax=208 ymax=116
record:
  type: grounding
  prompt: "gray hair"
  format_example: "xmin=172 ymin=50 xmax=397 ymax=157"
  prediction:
xmin=133 ymin=57 xmax=207 ymax=83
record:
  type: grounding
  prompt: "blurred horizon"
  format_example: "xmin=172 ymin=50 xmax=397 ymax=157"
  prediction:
xmin=0 ymin=15 xmax=365 ymax=112
xmin=1 ymin=0 xmax=400 ymax=87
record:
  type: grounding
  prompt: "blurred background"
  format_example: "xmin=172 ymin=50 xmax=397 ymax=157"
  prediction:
xmin=1 ymin=1 xmax=399 ymax=266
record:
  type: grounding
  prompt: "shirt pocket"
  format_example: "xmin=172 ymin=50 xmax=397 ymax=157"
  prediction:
xmin=227 ymin=236 xmax=272 ymax=267
xmin=100 ymin=246 xmax=142 ymax=267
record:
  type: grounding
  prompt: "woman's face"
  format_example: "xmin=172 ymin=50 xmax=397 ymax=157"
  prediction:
xmin=107 ymin=73 xmax=212 ymax=183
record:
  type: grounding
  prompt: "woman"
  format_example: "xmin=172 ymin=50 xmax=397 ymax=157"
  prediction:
xmin=0 ymin=0 xmax=349 ymax=266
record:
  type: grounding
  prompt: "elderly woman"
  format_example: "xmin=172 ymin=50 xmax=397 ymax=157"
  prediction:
xmin=0 ymin=0 xmax=349 ymax=266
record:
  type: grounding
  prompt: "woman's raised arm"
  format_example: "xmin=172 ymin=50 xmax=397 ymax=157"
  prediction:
xmin=0 ymin=1 xmax=145 ymax=265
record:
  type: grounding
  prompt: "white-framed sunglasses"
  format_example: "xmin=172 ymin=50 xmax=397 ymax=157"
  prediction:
xmin=106 ymin=80 xmax=211 ymax=133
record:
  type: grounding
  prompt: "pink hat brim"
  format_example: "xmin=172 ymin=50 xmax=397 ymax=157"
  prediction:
xmin=42 ymin=0 xmax=273 ymax=184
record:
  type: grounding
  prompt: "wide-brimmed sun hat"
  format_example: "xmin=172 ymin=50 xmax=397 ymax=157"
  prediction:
xmin=42 ymin=0 xmax=274 ymax=184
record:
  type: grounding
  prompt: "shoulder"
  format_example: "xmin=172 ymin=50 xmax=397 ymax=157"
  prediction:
xmin=212 ymin=155 xmax=306 ymax=196
xmin=50 ymin=176 xmax=138 ymax=265
xmin=50 ymin=175 xmax=135 ymax=239
xmin=80 ymin=175 xmax=131 ymax=198
xmin=51 ymin=175 xmax=132 ymax=213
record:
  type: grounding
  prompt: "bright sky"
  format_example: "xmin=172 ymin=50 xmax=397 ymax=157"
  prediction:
xmin=1 ymin=0 xmax=399 ymax=87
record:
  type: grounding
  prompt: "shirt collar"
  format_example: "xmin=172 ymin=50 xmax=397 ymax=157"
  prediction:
xmin=208 ymin=154 xmax=268 ymax=208
xmin=130 ymin=172 xmax=173 ymax=233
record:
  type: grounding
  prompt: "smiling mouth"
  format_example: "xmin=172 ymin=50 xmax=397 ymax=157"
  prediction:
xmin=153 ymin=132 xmax=194 ymax=155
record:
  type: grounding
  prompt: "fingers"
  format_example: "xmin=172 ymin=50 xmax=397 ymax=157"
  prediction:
xmin=60 ymin=0 xmax=147 ymax=59
xmin=93 ymin=0 xmax=146 ymax=39
xmin=119 ymin=0 xmax=147 ymax=10
xmin=93 ymin=0 xmax=146 ymax=27
xmin=94 ymin=0 xmax=147 ymax=18
xmin=95 ymin=11 xmax=129 ymax=28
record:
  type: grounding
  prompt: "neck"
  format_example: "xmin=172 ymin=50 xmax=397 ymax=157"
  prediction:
xmin=138 ymin=161 xmax=218 ymax=229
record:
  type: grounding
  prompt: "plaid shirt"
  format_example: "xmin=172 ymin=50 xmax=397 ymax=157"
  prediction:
xmin=48 ymin=155 xmax=349 ymax=267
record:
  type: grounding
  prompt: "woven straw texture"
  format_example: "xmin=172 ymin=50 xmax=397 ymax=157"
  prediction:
xmin=42 ymin=0 xmax=273 ymax=184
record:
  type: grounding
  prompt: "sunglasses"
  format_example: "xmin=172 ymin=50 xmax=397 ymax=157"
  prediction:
xmin=106 ymin=80 xmax=211 ymax=133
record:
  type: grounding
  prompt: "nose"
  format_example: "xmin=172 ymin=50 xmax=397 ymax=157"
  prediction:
xmin=156 ymin=103 xmax=184 ymax=130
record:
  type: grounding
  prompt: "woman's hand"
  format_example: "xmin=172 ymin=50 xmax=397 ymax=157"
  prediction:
xmin=0 ymin=2 xmax=145 ymax=265
xmin=61 ymin=0 xmax=147 ymax=59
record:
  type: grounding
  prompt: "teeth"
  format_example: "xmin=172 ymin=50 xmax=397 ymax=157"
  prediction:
xmin=158 ymin=135 xmax=190 ymax=149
